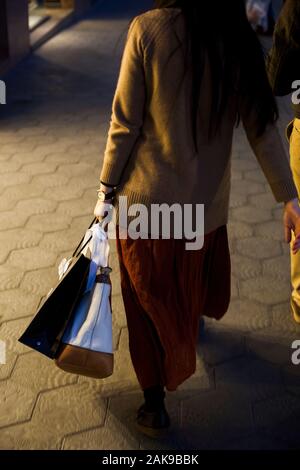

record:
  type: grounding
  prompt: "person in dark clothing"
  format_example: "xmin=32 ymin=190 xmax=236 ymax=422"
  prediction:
xmin=268 ymin=0 xmax=300 ymax=324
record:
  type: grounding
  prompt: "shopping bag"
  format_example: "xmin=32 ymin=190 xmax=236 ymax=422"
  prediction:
xmin=18 ymin=217 xmax=97 ymax=359
xmin=246 ymin=0 xmax=270 ymax=32
xmin=55 ymin=221 xmax=114 ymax=379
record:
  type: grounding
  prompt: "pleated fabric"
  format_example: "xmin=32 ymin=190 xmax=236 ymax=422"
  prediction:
xmin=116 ymin=225 xmax=231 ymax=392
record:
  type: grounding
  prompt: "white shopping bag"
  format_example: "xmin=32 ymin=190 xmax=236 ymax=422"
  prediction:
xmin=246 ymin=0 xmax=271 ymax=32
xmin=55 ymin=221 xmax=113 ymax=378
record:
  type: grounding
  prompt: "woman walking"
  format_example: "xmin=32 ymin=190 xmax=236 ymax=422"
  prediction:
xmin=94 ymin=0 xmax=300 ymax=438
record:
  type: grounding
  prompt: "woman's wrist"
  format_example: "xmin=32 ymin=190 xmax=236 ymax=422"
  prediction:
xmin=100 ymin=181 xmax=117 ymax=192
xmin=97 ymin=181 xmax=117 ymax=202
xmin=100 ymin=184 xmax=113 ymax=194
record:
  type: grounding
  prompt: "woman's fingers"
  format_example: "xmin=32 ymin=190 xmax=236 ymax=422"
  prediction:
xmin=293 ymin=233 xmax=300 ymax=254
xmin=285 ymin=224 xmax=292 ymax=243
xmin=94 ymin=200 xmax=113 ymax=217
xmin=283 ymin=199 xmax=300 ymax=251
xmin=94 ymin=200 xmax=114 ymax=233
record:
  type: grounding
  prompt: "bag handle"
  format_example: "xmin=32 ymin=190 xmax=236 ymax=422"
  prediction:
xmin=72 ymin=216 xmax=98 ymax=258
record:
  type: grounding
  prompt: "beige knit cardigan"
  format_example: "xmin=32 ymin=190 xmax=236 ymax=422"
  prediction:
xmin=100 ymin=8 xmax=298 ymax=235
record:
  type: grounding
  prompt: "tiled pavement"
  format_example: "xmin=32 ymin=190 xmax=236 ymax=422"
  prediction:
xmin=0 ymin=0 xmax=300 ymax=451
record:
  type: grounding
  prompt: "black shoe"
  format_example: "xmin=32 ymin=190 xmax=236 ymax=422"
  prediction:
xmin=136 ymin=402 xmax=171 ymax=438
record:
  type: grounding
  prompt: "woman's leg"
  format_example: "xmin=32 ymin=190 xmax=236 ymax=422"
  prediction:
xmin=116 ymin=233 xmax=169 ymax=424
xmin=116 ymin=232 xmax=166 ymax=391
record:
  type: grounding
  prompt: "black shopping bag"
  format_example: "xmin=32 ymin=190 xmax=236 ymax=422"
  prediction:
xmin=18 ymin=217 xmax=97 ymax=359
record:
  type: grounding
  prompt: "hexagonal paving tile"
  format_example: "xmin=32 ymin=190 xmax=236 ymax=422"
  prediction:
xmin=57 ymin=198 xmax=94 ymax=217
xmin=245 ymin=336 xmax=292 ymax=365
xmin=231 ymin=160 xmax=259 ymax=172
xmin=31 ymin=174 xmax=70 ymax=189
xmin=198 ymin=326 xmax=245 ymax=366
xmin=240 ymin=276 xmax=290 ymax=305
xmin=236 ymin=237 xmax=282 ymax=260
xmin=231 ymin=254 xmax=262 ymax=280
xmin=57 ymin=163 xmax=94 ymax=177
xmin=244 ymin=169 xmax=267 ymax=184
xmin=67 ymin=143 xmax=101 ymax=157
xmin=15 ymin=127 xmax=47 ymax=137
xmin=0 ymin=318 xmax=35 ymax=355
xmin=220 ymin=434 xmax=289 ymax=450
xmin=111 ymin=294 xmax=127 ymax=330
xmin=231 ymin=180 xmax=265 ymax=198
xmin=262 ymin=256 xmax=290 ymax=281
xmin=227 ymin=220 xmax=253 ymax=239
xmin=20 ymin=162 xmax=57 ymax=176
xmin=11 ymin=352 xmax=77 ymax=393
xmin=0 ymin=384 xmax=107 ymax=449
xmin=0 ymin=132 xmax=24 ymax=144
xmin=180 ymin=389 xmax=253 ymax=449
xmin=273 ymin=206 xmax=284 ymax=221
xmin=249 ymin=193 xmax=278 ymax=210
xmin=1 ymin=183 xmax=44 ymax=202
xmin=0 ymin=153 xmax=12 ymax=162
xmin=0 ymin=229 xmax=43 ymax=266
xmin=20 ymin=266 xmax=58 ymax=297
xmin=63 ymin=415 xmax=139 ymax=450
xmin=15 ymin=198 xmax=57 ymax=216
xmin=0 ymin=161 xmax=22 ymax=173
xmin=229 ymin=194 xmax=247 ymax=209
xmin=0 ymin=172 xmax=30 ymax=191
xmin=282 ymin=364 xmax=300 ymax=396
xmin=0 ymin=195 xmax=17 ymax=212
xmin=255 ymin=220 xmax=285 ymax=241
xmin=68 ymin=174 xmax=99 ymax=190
xmin=26 ymin=213 xmax=70 ymax=233
xmin=176 ymin=353 xmax=213 ymax=398
xmin=231 ymin=170 xmax=243 ymax=181
xmin=11 ymin=151 xmax=48 ymax=165
xmin=43 ymin=184 xmax=84 ymax=202
xmin=0 ymin=380 xmax=37 ymax=428
xmin=221 ymin=299 xmax=271 ymax=332
xmin=271 ymin=303 xmax=300 ymax=336
xmin=0 ymin=211 xmax=29 ymax=232
xmin=252 ymin=393 xmax=300 ymax=440
xmin=232 ymin=206 xmax=272 ymax=225
xmin=215 ymin=355 xmax=284 ymax=402
xmin=8 ymin=247 xmax=57 ymax=270
xmin=39 ymin=228 xmax=89 ymax=253
xmin=231 ymin=275 xmax=239 ymax=299
xmin=30 ymin=383 xmax=107 ymax=437
xmin=0 ymin=288 xmax=40 ymax=321
xmin=0 ymin=264 xmax=24 ymax=291
xmin=44 ymin=152 xmax=82 ymax=165
xmin=0 ymin=349 xmax=18 ymax=381
xmin=31 ymin=143 xmax=71 ymax=157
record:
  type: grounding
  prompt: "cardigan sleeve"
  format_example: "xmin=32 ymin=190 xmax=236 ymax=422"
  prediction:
xmin=99 ymin=17 xmax=146 ymax=186
xmin=241 ymin=103 xmax=298 ymax=203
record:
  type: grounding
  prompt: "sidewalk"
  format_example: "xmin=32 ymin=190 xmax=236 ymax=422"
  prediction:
xmin=0 ymin=0 xmax=299 ymax=450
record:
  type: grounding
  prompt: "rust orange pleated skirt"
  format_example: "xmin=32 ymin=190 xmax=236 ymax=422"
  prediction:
xmin=116 ymin=225 xmax=231 ymax=392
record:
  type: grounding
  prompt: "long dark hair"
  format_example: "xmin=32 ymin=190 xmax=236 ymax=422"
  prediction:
xmin=153 ymin=0 xmax=278 ymax=152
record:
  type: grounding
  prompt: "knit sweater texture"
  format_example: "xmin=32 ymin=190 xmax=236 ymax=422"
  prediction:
xmin=100 ymin=7 xmax=298 ymax=235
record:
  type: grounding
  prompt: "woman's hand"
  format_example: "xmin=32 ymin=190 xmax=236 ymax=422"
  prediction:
xmin=94 ymin=199 xmax=114 ymax=221
xmin=94 ymin=183 xmax=115 ymax=227
xmin=247 ymin=5 xmax=263 ymax=25
xmin=283 ymin=198 xmax=300 ymax=254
